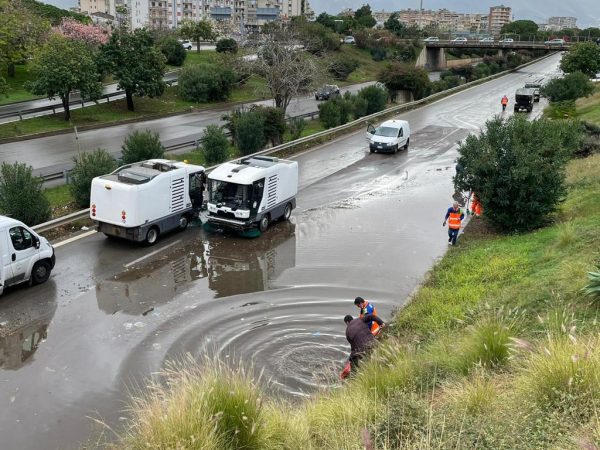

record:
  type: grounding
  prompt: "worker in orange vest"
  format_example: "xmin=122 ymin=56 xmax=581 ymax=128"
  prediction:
xmin=443 ymin=201 xmax=464 ymax=246
xmin=501 ymin=95 xmax=509 ymax=112
xmin=354 ymin=297 xmax=381 ymax=336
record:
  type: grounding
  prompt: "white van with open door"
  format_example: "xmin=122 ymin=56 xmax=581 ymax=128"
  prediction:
xmin=366 ymin=119 xmax=411 ymax=153
xmin=0 ymin=216 xmax=55 ymax=296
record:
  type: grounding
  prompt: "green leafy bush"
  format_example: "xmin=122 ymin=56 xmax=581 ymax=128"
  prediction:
xmin=560 ymin=41 xmax=600 ymax=77
xmin=178 ymin=63 xmax=236 ymax=103
xmin=358 ymin=85 xmax=388 ymax=115
xmin=328 ymin=57 xmax=359 ymax=81
xmin=200 ymin=125 xmax=230 ymax=165
xmin=0 ymin=162 xmax=51 ymax=225
xmin=377 ymin=63 xmax=431 ymax=101
xmin=288 ymin=117 xmax=306 ymax=140
xmin=159 ymin=36 xmax=187 ymax=66
xmin=215 ymin=38 xmax=238 ymax=54
xmin=70 ymin=149 xmax=117 ymax=207
xmin=121 ymin=130 xmax=165 ymax=164
xmin=369 ymin=46 xmax=387 ymax=61
xmin=318 ymin=97 xmax=352 ymax=129
xmin=257 ymin=106 xmax=286 ymax=146
xmin=454 ymin=116 xmax=582 ymax=232
xmin=541 ymin=72 xmax=595 ymax=103
xmin=234 ymin=111 xmax=265 ymax=155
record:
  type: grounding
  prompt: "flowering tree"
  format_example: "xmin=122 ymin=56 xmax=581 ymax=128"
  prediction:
xmin=56 ymin=18 xmax=109 ymax=46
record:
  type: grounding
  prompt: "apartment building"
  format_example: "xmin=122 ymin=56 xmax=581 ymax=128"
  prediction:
xmin=488 ymin=5 xmax=512 ymax=36
xmin=548 ymin=16 xmax=577 ymax=30
xmin=79 ymin=0 xmax=116 ymax=17
xmin=396 ymin=8 xmax=489 ymax=34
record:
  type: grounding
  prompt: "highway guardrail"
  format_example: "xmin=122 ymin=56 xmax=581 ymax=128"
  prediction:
xmin=32 ymin=53 xmax=556 ymax=235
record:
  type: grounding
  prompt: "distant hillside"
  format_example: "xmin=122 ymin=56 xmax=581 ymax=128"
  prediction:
xmin=22 ymin=0 xmax=90 ymax=25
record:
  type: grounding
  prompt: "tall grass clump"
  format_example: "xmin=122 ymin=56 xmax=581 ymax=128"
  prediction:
xmin=116 ymin=356 xmax=278 ymax=450
xmin=517 ymin=335 xmax=600 ymax=419
xmin=556 ymin=221 xmax=576 ymax=248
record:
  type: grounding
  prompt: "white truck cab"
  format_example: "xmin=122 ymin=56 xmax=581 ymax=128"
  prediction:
xmin=0 ymin=216 xmax=55 ymax=296
xmin=207 ymin=156 xmax=298 ymax=232
xmin=366 ymin=119 xmax=411 ymax=153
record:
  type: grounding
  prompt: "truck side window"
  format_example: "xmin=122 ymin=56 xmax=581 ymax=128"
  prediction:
xmin=9 ymin=227 xmax=33 ymax=251
xmin=398 ymin=128 xmax=403 ymax=138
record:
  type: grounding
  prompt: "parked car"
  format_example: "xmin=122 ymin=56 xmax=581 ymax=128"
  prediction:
xmin=499 ymin=38 xmax=514 ymax=43
xmin=365 ymin=119 xmax=411 ymax=154
xmin=545 ymin=38 xmax=566 ymax=45
xmin=479 ymin=37 xmax=494 ymax=43
xmin=423 ymin=36 xmax=440 ymax=42
xmin=179 ymin=39 xmax=193 ymax=50
xmin=315 ymin=85 xmax=340 ymax=101
xmin=524 ymin=81 xmax=542 ymax=102
xmin=343 ymin=36 xmax=356 ymax=45
xmin=451 ymin=37 xmax=468 ymax=44
xmin=0 ymin=215 xmax=55 ymax=296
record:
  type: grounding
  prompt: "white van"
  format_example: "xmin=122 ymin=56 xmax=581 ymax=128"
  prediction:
xmin=366 ymin=119 xmax=411 ymax=153
xmin=207 ymin=156 xmax=298 ymax=232
xmin=0 ymin=216 xmax=55 ymax=296
xmin=90 ymin=159 xmax=205 ymax=245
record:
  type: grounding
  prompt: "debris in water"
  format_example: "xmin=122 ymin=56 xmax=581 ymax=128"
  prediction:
xmin=134 ymin=322 xmax=145 ymax=328
xmin=312 ymin=331 xmax=321 ymax=336
xmin=81 ymin=226 xmax=89 ymax=231
xmin=142 ymin=307 xmax=154 ymax=316
xmin=152 ymin=343 xmax=161 ymax=350
xmin=124 ymin=322 xmax=133 ymax=330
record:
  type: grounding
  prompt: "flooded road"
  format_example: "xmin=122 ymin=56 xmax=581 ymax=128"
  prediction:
xmin=0 ymin=54 xmax=561 ymax=449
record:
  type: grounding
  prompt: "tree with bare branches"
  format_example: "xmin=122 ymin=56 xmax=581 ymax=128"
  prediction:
xmin=248 ymin=29 xmax=322 ymax=115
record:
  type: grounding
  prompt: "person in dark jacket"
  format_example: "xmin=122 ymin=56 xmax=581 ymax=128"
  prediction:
xmin=344 ymin=313 xmax=385 ymax=368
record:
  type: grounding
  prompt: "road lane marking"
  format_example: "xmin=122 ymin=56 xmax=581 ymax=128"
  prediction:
xmin=54 ymin=230 xmax=98 ymax=248
xmin=124 ymin=239 xmax=182 ymax=268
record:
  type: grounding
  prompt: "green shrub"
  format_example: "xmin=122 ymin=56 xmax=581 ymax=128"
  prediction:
xmin=200 ymin=125 xmax=230 ymax=165
xmin=541 ymin=72 xmax=595 ymax=103
xmin=582 ymin=265 xmax=600 ymax=299
xmin=234 ymin=111 xmax=265 ymax=155
xmin=70 ymin=149 xmax=117 ymax=207
xmin=288 ymin=117 xmax=306 ymax=140
xmin=560 ymin=41 xmax=600 ymax=77
xmin=328 ymin=57 xmax=359 ymax=81
xmin=0 ymin=162 xmax=51 ymax=225
xmin=258 ymin=106 xmax=286 ymax=146
xmin=215 ymin=37 xmax=238 ymax=54
xmin=178 ymin=63 xmax=236 ymax=103
xmin=318 ymin=97 xmax=351 ymax=129
xmin=377 ymin=63 xmax=431 ymax=101
xmin=358 ymin=85 xmax=388 ymax=115
xmin=369 ymin=46 xmax=387 ymax=61
xmin=159 ymin=36 xmax=187 ymax=66
xmin=121 ymin=130 xmax=165 ymax=164
xmin=454 ymin=116 xmax=582 ymax=232
xmin=350 ymin=94 xmax=368 ymax=118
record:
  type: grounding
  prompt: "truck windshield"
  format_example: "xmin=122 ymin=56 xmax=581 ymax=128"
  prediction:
xmin=209 ymin=180 xmax=251 ymax=208
xmin=374 ymin=126 xmax=398 ymax=137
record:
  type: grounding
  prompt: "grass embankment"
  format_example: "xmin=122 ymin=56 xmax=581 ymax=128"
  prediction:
xmin=575 ymin=86 xmax=600 ymax=125
xmin=0 ymin=65 xmax=40 ymax=105
xmin=107 ymin=152 xmax=600 ymax=449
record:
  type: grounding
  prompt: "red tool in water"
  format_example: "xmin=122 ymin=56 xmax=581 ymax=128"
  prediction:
xmin=340 ymin=361 xmax=352 ymax=380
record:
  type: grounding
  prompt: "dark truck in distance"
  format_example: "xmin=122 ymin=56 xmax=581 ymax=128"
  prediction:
xmin=524 ymin=81 xmax=542 ymax=102
xmin=315 ymin=85 xmax=340 ymax=101
xmin=514 ymin=88 xmax=535 ymax=113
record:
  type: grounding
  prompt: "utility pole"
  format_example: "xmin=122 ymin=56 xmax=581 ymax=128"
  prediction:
xmin=419 ymin=0 xmax=423 ymax=29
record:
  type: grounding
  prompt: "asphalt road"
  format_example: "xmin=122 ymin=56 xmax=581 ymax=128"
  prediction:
xmin=0 ymin=54 xmax=561 ymax=450
xmin=0 ymin=82 xmax=374 ymax=179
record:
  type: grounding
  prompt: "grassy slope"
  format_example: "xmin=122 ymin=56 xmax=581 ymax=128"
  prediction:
xmin=576 ymin=86 xmax=600 ymax=125
xmin=0 ymin=65 xmax=40 ymax=105
xmin=111 ymin=154 xmax=600 ymax=450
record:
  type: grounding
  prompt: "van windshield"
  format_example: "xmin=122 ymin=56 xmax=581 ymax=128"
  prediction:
xmin=374 ymin=126 xmax=398 ymax=137
xmin=209 ymin=180 xmax=251 ymax=208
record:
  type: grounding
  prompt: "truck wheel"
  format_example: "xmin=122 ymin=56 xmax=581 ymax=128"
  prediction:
xmin=31 ymin=260 xmax=51 ymax=285
xmin=283 ymin=203 xmax=292 ymax=221
xmin=369 ymin=148 xmax=375 ymax=153
xmin=178 ymin=215 xmax=189 ymax=230
xmin=258 ymin=215 xmax=270 ymax=232
xmin=404 ymin=138 xmax=410 ymax=150
xmin=146 ymin=227 xmax=159 ymax=245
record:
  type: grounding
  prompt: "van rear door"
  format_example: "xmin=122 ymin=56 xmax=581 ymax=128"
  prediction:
xmin=0 ymin=231 xmax=11 ymax=293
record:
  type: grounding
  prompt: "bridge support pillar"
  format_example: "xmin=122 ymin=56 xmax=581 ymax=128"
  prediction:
xmin=497 ymin=49 xmax=504 ymax=57
xmin=416 ymin=47 xmax=447 ymax=71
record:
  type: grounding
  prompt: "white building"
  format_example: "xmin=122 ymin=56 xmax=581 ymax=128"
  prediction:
xmin=548 ymin=16 xmax=577 ymax=30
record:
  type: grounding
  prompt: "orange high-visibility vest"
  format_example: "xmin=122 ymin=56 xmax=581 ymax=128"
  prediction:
xmin=501 ymin=96 xmax=508 ymax=105
xmin=448 ymin=209 xmax=462 ymax=229
xmin=359 ymin=301 xmax=381 ymax=335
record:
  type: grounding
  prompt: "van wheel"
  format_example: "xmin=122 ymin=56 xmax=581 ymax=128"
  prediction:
xmin=146 ymin=227 xmax=159 ymax=246
xmin=404 ymin=138 xmax=410 ymax=150
xmin=283 ymin=203 xmax=292 ymax=221
xmin=32 ymin=260 xmax=51 ymax=285
xmin=393 ymin=144 xmax=399 ymax=153
xmin=258 ymin=215 xmax=270 ymax=232
xmin=178 ymin=215 xmax=189 ymax=230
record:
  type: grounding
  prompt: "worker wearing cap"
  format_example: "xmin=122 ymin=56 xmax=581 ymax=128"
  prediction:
xmin=354 ymin=297 xmax=381 ymax=336
xmin=443 ymin=201 xmax=464 ymax=246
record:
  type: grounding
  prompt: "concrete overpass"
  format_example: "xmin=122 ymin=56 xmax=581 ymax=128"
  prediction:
xmin=417 ymin=40 xmax=567 ymax=70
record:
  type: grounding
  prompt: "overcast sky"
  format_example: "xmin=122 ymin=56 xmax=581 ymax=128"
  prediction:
xmin=45 ymin=0 xmax=600 ymax=28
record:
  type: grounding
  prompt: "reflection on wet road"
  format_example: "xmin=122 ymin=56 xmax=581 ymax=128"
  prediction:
xmin=0 ymin=54 xmax=563 ymax=450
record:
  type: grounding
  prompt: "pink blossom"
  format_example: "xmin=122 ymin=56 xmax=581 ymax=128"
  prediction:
xmin=56 ymin=18 xmax=110 ymax=46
